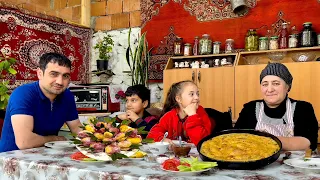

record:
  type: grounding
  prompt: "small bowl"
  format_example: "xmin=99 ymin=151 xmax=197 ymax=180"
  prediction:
xmin=172 ymin=144 xmax=192 ymax=157
xmin=291 ymin=52 xmax=316 ymax=62
xmin=267 ymin=51 xmax=287 ymax=62
xmin=242 ymin=56 xmax=260 ymax=65
xmin=148 ymin=142 xmax=169 ymax=155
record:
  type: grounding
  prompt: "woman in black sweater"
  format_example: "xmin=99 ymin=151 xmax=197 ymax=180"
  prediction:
xmin=235 ymin=63 xmax=318 ymax=151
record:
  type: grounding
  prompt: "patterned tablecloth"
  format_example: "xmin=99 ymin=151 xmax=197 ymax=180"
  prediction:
xmin=0 ymin=147 xmax=319 ymax=180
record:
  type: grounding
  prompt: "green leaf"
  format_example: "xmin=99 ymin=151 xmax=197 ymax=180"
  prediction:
xmin=7 ymin=67 xmax=17 ymax=75
xmin=121 ymin=119 xmax=131 ymax=126
xmin=70 ymin=138 xmax=82 ymax=144
xmin=125 ymin=131 xmax=133 ymax=137
xmin=129 ymin=144 xmax=141 ymax=149
xmin=142 ymin=138 xmax=154 ymax=143
xmin=70 ymin=133 xmax=77 ymax=137
xmin=110 ymin=153 xmax=128 ymax=161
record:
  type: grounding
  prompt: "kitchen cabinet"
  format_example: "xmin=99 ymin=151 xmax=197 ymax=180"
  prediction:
xmin=163 ymin=53 xmax=237 ymax=115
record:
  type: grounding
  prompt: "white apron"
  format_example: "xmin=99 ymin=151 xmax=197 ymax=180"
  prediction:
xmin=255 ymin=98 xmax=296 ymax=137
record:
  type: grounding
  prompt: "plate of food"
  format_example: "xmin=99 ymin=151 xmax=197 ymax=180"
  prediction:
xmin=72 ymin=116 xmax=150 ymax=161
xmin=44 ymin=141 xmax=76 ymax=149
xmin=284 ymin=158 xmax=320 ymax=170
xmin=197 ymin=129 xmax=282 ymax=170
xmin=161 ymin=157 xmax=217 ymax=176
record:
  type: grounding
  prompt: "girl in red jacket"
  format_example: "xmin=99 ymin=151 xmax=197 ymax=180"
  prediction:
xmin=147 ymin=80 xmax=213 ymax=146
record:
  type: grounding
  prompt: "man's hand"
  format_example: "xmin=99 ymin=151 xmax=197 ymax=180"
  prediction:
xmin=51 ymin=136 xmax=67 ymax=141
xmin=183 ymin=103 xmax=198 ymax=116
xmin=126 ymin=110 xmax=140 ymax=122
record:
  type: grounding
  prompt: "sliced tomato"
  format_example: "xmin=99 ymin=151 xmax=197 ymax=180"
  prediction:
xmin=70 ymin=151 xmax=89 ymax=160
xmin=181 ymin=162 xmax=191 ymax=167
xmin=162 ymin=159 xmax=180 ymax=171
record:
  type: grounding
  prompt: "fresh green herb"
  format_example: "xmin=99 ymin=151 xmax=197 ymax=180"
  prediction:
xmin=110 ymin=153 xmax=128 ymax=161
xmin=178 ymin=157 xmax=218 ymax=172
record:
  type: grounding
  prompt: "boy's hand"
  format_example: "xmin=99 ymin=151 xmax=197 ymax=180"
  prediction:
xmin=117 ymin=113 xmax=128 ymax=120
xmin=183 ymin=103 xmax=198 ymax=116
xmin=126 ymin=110 xmax=139 ymax=122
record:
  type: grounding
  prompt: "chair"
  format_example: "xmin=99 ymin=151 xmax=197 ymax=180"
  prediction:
xmin=205 ymin=108 xmax=233 ymax=134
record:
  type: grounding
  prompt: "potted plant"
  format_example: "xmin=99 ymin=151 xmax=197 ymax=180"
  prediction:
xmin=0 ymin=52 xmax=17 ymax=133
xmin=93 ymin=34 xmax=114 ymax=71
xmin=0 ymin=52 xmax=17 ymax=110
xmin=126 ymin=28 xmax=152 ymax=86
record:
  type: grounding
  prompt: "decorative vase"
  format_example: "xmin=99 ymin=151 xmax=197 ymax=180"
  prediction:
xmin=120 ymin=101 xmax=126 ymax=112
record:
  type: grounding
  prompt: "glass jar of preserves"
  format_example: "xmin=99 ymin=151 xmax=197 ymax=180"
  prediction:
xmin=213 ymin=41 xmax=221 ymax=54
xmin=225 ymin=39 xmax=234 ymax=53
xmin=300 ymin=22 xmax=317 ymax=47
xmin=288 ymin=34 xmax=298 ymax=48
xmin=193 ymin=36 xmax=199 ymax=55
xmin=279 ymin=23 xmax=288 ymax=49
xmin=199 ymin=34 xmax=212 ymax=55
xmin=259 ymin=37 xmax=268 ymax=51
xmin=184 ymin=43 xmax=192 ymax=56
xmin=269 ymin=36 xmax=279 ymax=50
xmin=245 ymin=29 xmax=259 ymax=51
xmin=174 ymin=37 xmax=183 ymax=56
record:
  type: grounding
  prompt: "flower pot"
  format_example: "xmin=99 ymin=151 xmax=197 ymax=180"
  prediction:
xmin=96 ymin=60 xmax=108 ymax=71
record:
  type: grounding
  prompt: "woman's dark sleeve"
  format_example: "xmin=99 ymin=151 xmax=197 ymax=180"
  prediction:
xmin=234 ymin=101 xmax=258 ymax=129
xmin=293 ymin=101 xmax=318 ymax=150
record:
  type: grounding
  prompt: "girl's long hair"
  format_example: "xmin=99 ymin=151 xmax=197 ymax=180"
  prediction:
xmin=161 ymin=80 xmax=195 ymax=117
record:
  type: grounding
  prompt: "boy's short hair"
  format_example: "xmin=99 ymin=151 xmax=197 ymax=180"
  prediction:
xmin=125 ymin=85 xmax=150 ymax=108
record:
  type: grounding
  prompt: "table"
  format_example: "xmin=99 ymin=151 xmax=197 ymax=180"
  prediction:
xmin=0 ymin=147 xmax=319 ymax=180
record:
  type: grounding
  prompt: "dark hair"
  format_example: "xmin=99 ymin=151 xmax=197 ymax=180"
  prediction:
xmin=39 ymin=52 xmax=71 ymax=72
xmin=161 ymin=80 xmax=196 ymax=117
xmin=125 ymin=84 xmax=150 ymax=108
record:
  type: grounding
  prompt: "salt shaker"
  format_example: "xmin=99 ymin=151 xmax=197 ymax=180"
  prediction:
xmin=174 ymin=62 xmax=179 ymax=68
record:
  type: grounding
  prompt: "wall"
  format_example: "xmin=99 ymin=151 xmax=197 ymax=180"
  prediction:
xmin=1 ymin=0 xmax=82 ymax=24
xmin=92 ymin=0 xmax=141 ymax=31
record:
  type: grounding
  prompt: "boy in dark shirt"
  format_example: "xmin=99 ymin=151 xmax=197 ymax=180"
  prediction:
xmin=116 ymin=85 xmax=158 ymax=135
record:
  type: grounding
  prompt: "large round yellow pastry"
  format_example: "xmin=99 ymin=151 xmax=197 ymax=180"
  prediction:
xmin=200 ymin=133 xmax=280 ymax=162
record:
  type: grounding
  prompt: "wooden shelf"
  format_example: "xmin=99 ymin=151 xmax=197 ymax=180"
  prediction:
xmin=165 ymin=53 xmax=238 ymax=70
xmin=170 ymin=53 xmax=237 ymax=60
xmin=235 ymin=46 xmax=320 ymax=66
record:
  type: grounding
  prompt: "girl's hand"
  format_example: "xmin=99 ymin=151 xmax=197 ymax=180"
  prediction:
xmin=183 ymin=103 xmax=198 ymax=116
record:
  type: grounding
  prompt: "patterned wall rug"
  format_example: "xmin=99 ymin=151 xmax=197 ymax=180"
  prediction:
xmin=0 ymin=4 xmax=91 ymax=89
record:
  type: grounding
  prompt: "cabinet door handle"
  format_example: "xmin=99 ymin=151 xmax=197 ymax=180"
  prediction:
xmin=192 ymin=71 xmax=195 ymax=82
xmin=198 ymin=71 xmax=201 ymax=82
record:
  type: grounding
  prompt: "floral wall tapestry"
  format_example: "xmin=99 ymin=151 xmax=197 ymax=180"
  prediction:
xmin=142 ymin=0 xmax=320 ymax=81
xmin=0 ymin=4 xmax=91 ymax=89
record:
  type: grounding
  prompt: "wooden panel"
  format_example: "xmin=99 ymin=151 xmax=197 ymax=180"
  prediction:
xmin=163 ymin=68 xmax=195 ymax=103
xmin=198 ymin=67 xmax=234 ymax=114
xmin=285 ymin=62 xmax=320 ymax=121
xmin=234 ymin=64 xmax=266 ymax=119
